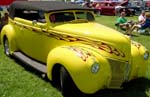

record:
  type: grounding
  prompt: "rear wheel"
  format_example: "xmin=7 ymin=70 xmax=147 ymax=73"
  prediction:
xmin=97 ymin=10 xmax=101 ymax=15
xmin=4 ymin=38 xmax=10 ymax=56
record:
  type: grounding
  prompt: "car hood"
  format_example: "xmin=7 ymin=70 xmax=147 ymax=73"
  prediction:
xmin=51 ymin=22 xmax=131 ymax=61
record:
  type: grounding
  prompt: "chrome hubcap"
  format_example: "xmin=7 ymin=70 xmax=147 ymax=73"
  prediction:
xmin=4 ymin=39 xmax=10 ymax=56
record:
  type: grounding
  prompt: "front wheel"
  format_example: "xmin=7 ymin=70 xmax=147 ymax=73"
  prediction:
xmin=60 ymin=66 xmax=80 ymax=96
xmin=4 ymin=38 xmax=10 ymax=56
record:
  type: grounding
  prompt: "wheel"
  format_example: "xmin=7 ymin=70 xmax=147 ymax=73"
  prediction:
xmin=60 ymin=66 xmax=72 ymax=96
xmin=97 ymin=10 xmax=101 ymax=15
xmin=4 ymin=38 xmax=10 ymax=56
xmin=60 ymin=66 xmax=79 ymax=96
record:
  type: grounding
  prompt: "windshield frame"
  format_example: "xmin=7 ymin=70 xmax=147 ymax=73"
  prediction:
xmin=49 ymin=10 xmax=95 ymax=23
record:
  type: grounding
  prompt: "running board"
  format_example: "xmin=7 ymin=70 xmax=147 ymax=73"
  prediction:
xmin=13 ymin=52 xmax=47 ymax=74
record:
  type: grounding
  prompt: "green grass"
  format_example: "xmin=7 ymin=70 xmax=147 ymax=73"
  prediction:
xmin=0 ymin=15 xmax=150 ymax=97
xmin=0 ymin=45 xmax=63 ymax=97
xmin=95 ymin=15 xmax=150 ymax=49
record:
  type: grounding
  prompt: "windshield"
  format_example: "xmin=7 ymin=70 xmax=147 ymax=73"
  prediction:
xmin=76 ymin=12 xmax=94 ymax=21
xmin=49 ymin=11 xmax=94 ymax=23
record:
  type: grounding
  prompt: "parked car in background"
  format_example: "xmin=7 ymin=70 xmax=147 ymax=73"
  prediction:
xmin=93 ymin=1 xmax=133 ymax=16
xmin=75 ymin=0 xmax=84 ymax=4
xmin=0 ymin=0 xmax=13 ymax=5
xmin=93 ymin=1 xmax=117 ymax=15
xmin=1 ymin=1 xmax=150 ymax=96
xmin=127 ymin=0 xmax=144 ymax=15
xmin=145 ymin=0 xmax=150 ymax=11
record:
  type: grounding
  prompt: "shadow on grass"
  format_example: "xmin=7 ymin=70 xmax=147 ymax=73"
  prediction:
xmin=90 ymin=78 xmax=150 ymax=97
xmin=131 ymin=34 xmax=139 ymax=37
xmin=12 ymin=57 xmax=150 ymax=97
xmin=12 ymin=56 xmax=49 ymax=81
xmin=75 ymin=78 xmax=150 ymax=97
xmin=140 ymin=34 xmax=150 ymax=36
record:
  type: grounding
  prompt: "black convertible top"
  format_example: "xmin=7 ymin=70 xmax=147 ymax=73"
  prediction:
xmin=9 ymin=1 xmax=92 ymax=12
xmin=9 ymin=1 xmax=93 ymax=19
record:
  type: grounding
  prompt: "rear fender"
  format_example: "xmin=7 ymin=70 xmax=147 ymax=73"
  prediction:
xmin=1 ymin=24 xmax=17 ymax=54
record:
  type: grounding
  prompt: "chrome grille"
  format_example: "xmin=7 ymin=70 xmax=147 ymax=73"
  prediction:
xmin=108 ymin=59 xmax=127 ymax=88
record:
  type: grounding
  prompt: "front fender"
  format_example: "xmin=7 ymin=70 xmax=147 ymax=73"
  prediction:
xmin=1 ymin=24 xmax=17 ymax=54
xmin=47 ymin=46 xmax=111 ymax=94
xmin=130 ymin=41 xmax=150 ymax=80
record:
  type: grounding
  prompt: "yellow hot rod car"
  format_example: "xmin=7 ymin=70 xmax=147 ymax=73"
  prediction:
xmin=0 ymin=1 xmax=150 ymax=95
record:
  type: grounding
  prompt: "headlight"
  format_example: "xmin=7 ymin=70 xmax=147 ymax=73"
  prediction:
xmin=144 ymin=51 xmax=149 ymax=60
xmin=91 ymin=62 xmax=100 ymax=74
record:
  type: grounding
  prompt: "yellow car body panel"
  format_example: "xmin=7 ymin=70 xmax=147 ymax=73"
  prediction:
xmin=129 ymin=41 xmax=150 ymax=80
xmin=1 ymin=23 xmax=17 ymax=54
xmin=51 ymin=22 xmax=131 ymax=61
xmin=1 ymin=1 xmax=150 ymax=94
xmin=47 ymin=46 xmax=111 ymax=93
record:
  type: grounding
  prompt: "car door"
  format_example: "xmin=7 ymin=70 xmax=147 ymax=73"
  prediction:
xmin=15 ymin=10 xmax=52 ymax=63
